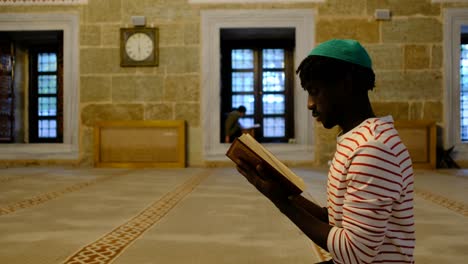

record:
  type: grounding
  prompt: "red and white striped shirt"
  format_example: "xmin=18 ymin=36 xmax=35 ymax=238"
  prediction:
xmin=327 ymin=116 xmax=415 ymax=264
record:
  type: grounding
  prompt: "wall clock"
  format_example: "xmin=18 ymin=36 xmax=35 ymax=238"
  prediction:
xmin=120 ymin=27 xmax=158 ymax=67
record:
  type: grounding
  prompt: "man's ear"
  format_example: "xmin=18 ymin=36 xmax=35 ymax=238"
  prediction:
xmin=332 ymin=74 xmax=352 ymax=97
xmin=343 ymin=72 xmax=353 ymax=95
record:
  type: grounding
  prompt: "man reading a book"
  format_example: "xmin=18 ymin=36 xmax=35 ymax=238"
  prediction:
xmin=235 ymin=39 xmax=415 ymax=264
xmin=225 ymin=105 xmax=247 ymax=143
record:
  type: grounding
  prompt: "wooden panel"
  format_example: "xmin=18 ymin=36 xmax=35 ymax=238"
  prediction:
xmin=394 ymin=120 xmax=436 ymax=169
xmin=94 ymin=120 xmax=186 ymax=168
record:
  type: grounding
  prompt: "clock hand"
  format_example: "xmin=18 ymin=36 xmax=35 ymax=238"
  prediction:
xmin=138 ymin=39 xmax=142 ymax=57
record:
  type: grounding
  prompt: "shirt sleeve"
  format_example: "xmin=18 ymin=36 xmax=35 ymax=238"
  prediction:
xmin=225 ymin=112 xmax=241 ymax=136
xmin=327 ymin=142 xmax=403 ymax=264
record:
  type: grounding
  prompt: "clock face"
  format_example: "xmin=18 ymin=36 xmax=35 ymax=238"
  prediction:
xmin=120 ymin=27 xmax=158 ymax=67
xmin=125 ymin=33 xmax=154 ymax=61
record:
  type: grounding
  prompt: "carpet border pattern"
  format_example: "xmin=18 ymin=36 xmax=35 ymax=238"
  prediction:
xmin=0 ymin=175 xmax=115 ymax=216
xmin=415 ymin=188 xmax=467 ymax=217
xmin=62 ymin=172 xmax=208 ymax=264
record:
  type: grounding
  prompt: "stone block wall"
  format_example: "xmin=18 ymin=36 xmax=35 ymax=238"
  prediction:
xmin=0 ymin=0 xmax=467 ymax=167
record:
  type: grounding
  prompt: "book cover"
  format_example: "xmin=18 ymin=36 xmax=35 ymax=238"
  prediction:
xmin=226 ymin=133 xmax=306 ymax=196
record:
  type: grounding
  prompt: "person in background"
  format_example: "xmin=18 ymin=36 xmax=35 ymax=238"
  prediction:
xmin=235 ymin=39 xmax=415 ymax=264
xmin=224 ymin=105 xmax=246 ymax=143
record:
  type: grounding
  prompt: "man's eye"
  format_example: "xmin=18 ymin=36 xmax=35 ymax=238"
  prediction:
xmin=308 ymin=88 xmax=318 ymax=96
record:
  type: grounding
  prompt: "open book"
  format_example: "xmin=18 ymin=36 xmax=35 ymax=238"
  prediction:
xmin=226 ymin=133 xmax=306 ymax=195
xmin=244 ymin=123 xmax=261 ymax=129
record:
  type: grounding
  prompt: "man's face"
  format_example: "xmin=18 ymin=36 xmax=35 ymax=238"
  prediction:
xmin=305 ymin=80 xmax=343 ymax=129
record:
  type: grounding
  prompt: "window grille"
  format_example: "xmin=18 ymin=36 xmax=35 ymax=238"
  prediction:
xmin=229 ymin=48 xmax=290 ymax=141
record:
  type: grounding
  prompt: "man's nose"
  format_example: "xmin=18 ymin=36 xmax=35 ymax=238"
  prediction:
xmin=307 ymin=95 xmax=315 ymax=110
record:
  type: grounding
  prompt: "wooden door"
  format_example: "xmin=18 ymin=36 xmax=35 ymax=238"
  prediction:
xmin=0 ymin=40 xmax=14 ymax=142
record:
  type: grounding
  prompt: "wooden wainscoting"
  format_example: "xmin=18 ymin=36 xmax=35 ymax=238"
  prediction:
xmin=94 ymin=120 xmax=186 ymax=168
xmin=394 ymin=120 xmax=436 ymax=169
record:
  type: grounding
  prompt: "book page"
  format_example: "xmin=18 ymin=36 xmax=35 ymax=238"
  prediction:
xmin=238 ymin=134 xmax=305 ymax=190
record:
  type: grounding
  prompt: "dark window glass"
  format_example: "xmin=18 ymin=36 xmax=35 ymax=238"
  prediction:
xmin=460 ymin=44 xmax=468 ymax=141
xmin=30 ymin=48 xmax=63 ymax=143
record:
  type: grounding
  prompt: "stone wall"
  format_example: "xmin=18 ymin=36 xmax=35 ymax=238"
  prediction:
xmin=1 ymin=0 xmax=467 ymax=167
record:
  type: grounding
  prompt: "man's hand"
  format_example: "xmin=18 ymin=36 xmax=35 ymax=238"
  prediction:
xmin=225 ymin=136 xmax=230 ymax=143
xmin=235 ymin=158 xmax=288 ymax=206
xmin=235 ymin=158 xmax=332 ymax=251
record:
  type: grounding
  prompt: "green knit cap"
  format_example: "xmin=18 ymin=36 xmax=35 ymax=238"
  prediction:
xmin=308 ymin=39 xmax=372 ymax=69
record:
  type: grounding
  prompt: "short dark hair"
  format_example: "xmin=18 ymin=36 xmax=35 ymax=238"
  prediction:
xmin=296 ymin=55 xmax=375 ymax=93
xmin=237 ymin=105 xmax=246 ymax=113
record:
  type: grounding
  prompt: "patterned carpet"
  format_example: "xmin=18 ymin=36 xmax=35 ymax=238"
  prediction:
xmin=0 ymin=167 xmax=467 ymax=263
xmin=0 ymin=167 xmax=322 ymax=264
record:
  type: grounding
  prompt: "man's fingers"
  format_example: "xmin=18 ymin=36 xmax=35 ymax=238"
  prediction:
xmin=236 ymin=158 xmax=258 ymax=175
xmin=235 ymin=161 xmax=285 ymax=202
xmin=237 ymin=157 xmax=254 ymax=169
xmin=255 ymin=163 xmax=268 ymax=180
xmin=236 ymin=165 xmax=258 ymax=185
xmin=238 ymin=165 xmax=270 ymax=190
xmin=235 ymin=158 xmax=272 ymax=194
xmin=236 ymin=166 xmax=252 ymax=181
xmin=237 ymin=158 xmax=265 ymax=177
